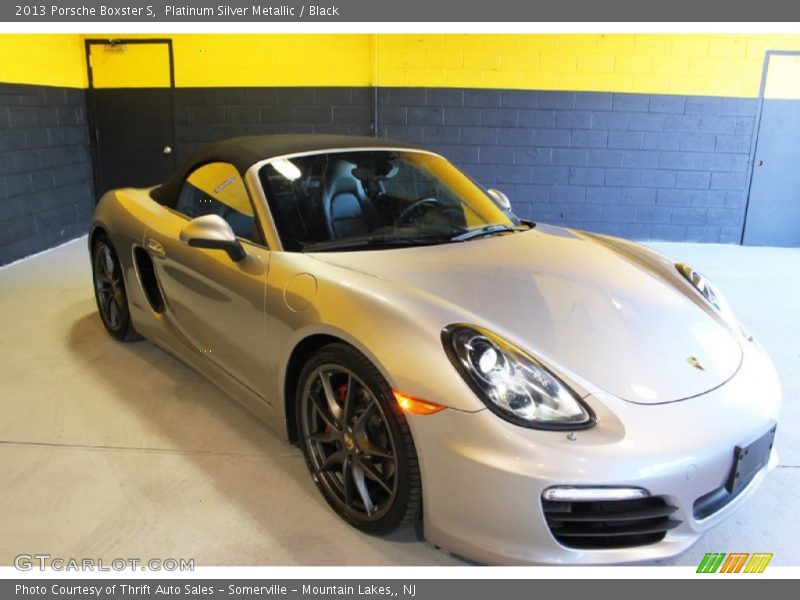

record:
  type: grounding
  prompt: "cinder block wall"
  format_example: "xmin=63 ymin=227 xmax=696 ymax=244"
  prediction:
xmin=169 ymin=83 xmax=758 ymax=243
xmin=0 ymin=36 xmax=92 ymax=265
xmin=374 ymin=87 xmax=756 ymax=242
xmin=172 ymin=87 xmax=375 ymax=162
xmin=157 ymin=34 xmax=800 ymax=245
xmin=3 ymin=34 xmax=800 ymax=264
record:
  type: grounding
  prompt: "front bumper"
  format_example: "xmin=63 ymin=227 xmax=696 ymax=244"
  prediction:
xmin=408 ymin=338 xmax=782 ymax=565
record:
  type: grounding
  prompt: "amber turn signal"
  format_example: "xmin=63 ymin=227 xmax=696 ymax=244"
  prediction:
xmin=393 ymin=391 xmax=447 ymax=415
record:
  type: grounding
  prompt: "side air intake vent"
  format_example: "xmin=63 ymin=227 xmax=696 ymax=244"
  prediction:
xmin=133 ymin=246 xmax=164 ymax=313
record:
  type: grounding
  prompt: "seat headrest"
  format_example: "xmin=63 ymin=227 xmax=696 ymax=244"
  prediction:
xmin=325 ymin=160 xmax=362 ymax=196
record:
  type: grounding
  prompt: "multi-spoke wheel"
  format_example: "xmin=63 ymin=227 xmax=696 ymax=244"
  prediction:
xmin=92 ymin=235 xmax=139 ymax=342
xmin=297 ymin=344 xmax=421 ymax=534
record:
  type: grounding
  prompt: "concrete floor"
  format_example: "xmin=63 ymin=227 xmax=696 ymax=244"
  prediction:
xmin=0 ymin=237 xmax=797 ymax=566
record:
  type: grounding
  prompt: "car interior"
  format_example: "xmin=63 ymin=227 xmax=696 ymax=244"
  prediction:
xmin=261 ymin=153 xmax=476 ymax=251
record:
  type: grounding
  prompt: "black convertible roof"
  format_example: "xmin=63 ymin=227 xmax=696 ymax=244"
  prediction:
xmin=150 ymin=134 xmax=419 ymax=206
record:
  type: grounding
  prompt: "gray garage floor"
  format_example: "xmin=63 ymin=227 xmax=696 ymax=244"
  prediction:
xmin=0 ymin=237 xmax=797 ymax=566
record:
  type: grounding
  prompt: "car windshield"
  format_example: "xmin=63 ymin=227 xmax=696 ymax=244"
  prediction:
xmin=258 ymin=150 xmax=526 ymax=251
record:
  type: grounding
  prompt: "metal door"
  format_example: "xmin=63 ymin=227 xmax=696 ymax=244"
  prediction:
xmin=744 ymin=52 xmax=800 ymax=246
xmin=85 ymin=39 xmax=176 ymax=196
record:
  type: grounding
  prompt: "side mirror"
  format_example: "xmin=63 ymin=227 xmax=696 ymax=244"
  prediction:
xmin=487 ymin=188 xmax=512 ymax=211
xmin=179 ymin=215 xmax=245 ymax=262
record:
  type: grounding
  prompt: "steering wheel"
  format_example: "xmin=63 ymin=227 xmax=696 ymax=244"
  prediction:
xmin=395 ymin=197 xmax=442 ymax=225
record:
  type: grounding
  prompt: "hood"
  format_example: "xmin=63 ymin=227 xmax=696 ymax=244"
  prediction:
xmin=312 ymin=225 xmax=742 ymax=405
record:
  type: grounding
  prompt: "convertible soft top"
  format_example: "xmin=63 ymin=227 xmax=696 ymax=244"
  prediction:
xmin=151 ymin=134 xmax=418 ymax=206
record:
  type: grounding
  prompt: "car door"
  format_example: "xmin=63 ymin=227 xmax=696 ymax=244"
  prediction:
xmin=146 ymin=161 xmax=271 ymax=398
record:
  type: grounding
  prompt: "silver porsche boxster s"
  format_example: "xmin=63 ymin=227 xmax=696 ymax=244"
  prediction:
xmin=89 ymin=135 xmax=781 ymax=565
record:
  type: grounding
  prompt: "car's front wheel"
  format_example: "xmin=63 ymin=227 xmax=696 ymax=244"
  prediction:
xmin=297 ymin=343 xmax=421 ymax=535
xmin=92 ymin=234 xmax=140 ymax=342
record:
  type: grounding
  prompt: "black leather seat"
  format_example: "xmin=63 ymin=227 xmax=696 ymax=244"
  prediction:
xmin=323 ymin=161 xmax=374 ymax=239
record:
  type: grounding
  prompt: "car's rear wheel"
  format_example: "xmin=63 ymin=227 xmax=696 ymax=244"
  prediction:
xmin=297 ymin=343 xmax=421 ymax=535
xmin=92 ymin=235 xmax=140 ymax=342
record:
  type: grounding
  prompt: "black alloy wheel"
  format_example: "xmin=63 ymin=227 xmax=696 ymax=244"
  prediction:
xmin=92 ymin=235 xmax=139 ymax=342
xmin=297 ymin=344 xmax=421 ymax=534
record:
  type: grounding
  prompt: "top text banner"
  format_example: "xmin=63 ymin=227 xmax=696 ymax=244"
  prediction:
xmin=1 ymin=0 xmax=795 ymax=22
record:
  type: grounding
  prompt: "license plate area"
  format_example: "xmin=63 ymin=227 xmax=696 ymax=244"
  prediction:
xmin=726 ymin=424 xmax=777 ymax=495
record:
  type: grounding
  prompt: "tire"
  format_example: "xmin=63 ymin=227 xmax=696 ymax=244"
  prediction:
xmin=91 ymin=234 xmax=141 ymax=342
xmin=296 ymin=343 xmax=421 ymax=535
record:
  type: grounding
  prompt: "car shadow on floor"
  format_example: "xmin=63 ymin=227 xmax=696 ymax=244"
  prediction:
xmin=65 ymin=300 xmax=466 ymax=566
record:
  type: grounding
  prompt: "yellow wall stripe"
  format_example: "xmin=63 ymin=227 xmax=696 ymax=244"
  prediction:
xmin=172 ymin=34 xmax=373 ymax=88
xmin=376 ymin=34 xmax=800 ymax=98
xmin=0 ymin=35 xmax=86 ymax=88
xmin=3 ymin=34 xmax=800 ymax=99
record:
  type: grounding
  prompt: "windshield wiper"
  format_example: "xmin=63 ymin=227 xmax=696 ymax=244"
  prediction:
xmin=302 ymin=234 xmax=452 ymax=252
xmin=450 ymin=224 xmax=526 ymax=242
xmin=302 ymin=224 xmax=529 ymax=251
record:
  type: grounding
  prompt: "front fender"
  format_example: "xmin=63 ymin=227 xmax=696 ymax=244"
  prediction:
xmin=265 ymin=252 xmax=487 ymax=416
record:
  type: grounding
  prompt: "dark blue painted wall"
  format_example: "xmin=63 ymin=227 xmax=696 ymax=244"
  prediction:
xmin=375 ymin=88 xmax=757 ymax=244
xmin=172 ymin=86 xmax=758 ymax=244
xmin=0 ymin=83 xmax=93 ymax=265
xmin=0 ymin=84 xmax=765 ymax=265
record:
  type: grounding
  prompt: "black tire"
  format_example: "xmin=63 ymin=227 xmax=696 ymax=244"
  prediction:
xmin=91 ymin=234 xmax=140 ymax=342
xmin=296 ymin=343 xmax=421 ymax=535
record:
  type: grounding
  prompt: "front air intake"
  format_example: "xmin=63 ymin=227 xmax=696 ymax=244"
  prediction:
xmin=542 ymin=496 xmax=681 ymax=549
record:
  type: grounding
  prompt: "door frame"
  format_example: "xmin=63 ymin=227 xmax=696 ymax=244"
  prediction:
xmin=84 ymin=38 xmax=177 ymax=199
xmin=741 ymin=49 xmax=800 ymax=244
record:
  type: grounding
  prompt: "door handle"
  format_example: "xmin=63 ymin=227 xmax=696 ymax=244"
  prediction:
xmin=163 ymin=146 xmax=173 ymax=155
xmin=147 ymin=238 xmax=166 ymax=258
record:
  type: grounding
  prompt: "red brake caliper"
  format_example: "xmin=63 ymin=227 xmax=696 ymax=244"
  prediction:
xmin=336 ymin=383 xmax=348 ymax=405
xmin=325 ymin=383 xmax=348 ymax=434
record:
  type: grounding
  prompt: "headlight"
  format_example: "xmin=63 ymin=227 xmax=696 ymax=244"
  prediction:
xmin=675 ymin=263 xmax=752 ymax=340
xmin=675 ymin=263 xmax=722 ymax=310
xmin=442 ymin=325 xmax=595 ymax=430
